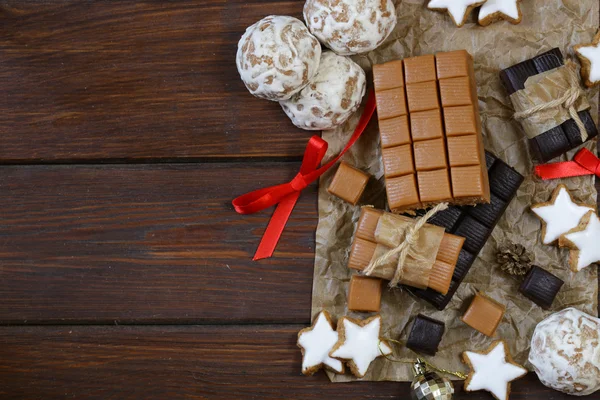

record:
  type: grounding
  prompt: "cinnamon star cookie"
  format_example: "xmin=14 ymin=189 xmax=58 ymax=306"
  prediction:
xmin=559 ymin=210 xmax=600 ymax=272
xmin=574 ymin=31 xmax=600 ymax=87
xmin=297 ymin=311 xmax=344 ymax=375
xmin=478 ymin=0 xmax=522 ymax=26
xmin=427 ymin=0 xmax=486 ymax=27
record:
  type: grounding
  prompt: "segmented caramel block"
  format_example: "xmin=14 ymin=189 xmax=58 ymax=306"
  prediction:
xmin=443 ymin=105 xmax=477 ymax=136
xmin=414 ymin=139 xmax=447 ymax=171
xmin=461 ymin=292 xmax=505 ymax=337
xmin=447 ymin=135 xmax=482 ymax=167
xmin=417 ymin=170 xmax=452 ymax=205
xmin=379 ymin=116 xmax=411 ymax=148
xmin=410 ymin=109 xmax=444 ymax=141
xmin=373 ymin=60 xmax=404 ymax=91
xmin=382 ymin=145 xmax=414 ymax=177
xmin=451 ymin=165 xmax=488 ymax=200
xmin=435 ymin=50 xmax=471 ymax=79
xmin=404 ymin=55 xmax=437 ymax=84
xmin=376 ymin=87 xmax=407 ymax=119
xmin=386 ymin=174 xmax=420 ymax=210
xmin=406 ymin=81 xmax=439 ymax=112
xmin=348 ymin=275 xmax=383 ymax=312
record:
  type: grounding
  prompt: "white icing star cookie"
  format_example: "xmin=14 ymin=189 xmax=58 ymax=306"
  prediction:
xmin=531 ymin=184 xmax=595 ymax=245
xmin=574 ymin=31 xmax=600 ymax=87
xmin=297 ymin=311 xmax=344 ymax=375
xmin=462 ymin=341 xmax=527 ymax=400
xmin=559 ymin=211 xmax=600 ymax=272
xmin=478 ymin=0 xmax=522 ymax=26
xmin=427 ymin=0 xmax=486 ymax=27
xmin=329 ymin=315 xmax=392 ymax=378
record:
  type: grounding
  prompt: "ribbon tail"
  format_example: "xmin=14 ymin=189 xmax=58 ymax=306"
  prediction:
xmin=253 ymin=192 xmax=301 ymax=261
xmin=535 ymin=161 xmax=593 ymax=180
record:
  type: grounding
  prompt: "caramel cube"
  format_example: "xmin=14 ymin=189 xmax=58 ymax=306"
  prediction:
xmin=461 ymin=292 xmax=505 ymax=336
xmin=348 ymin=238 xmax=377 ymax=271
xmin=436 ymin=233 xmax=465 ymax=266
xmin=348 ymin=275 xmax=383 ymax=312
xmin=427 ymin=260 xmax=455 ymax=295
xmin=443 ymin=105 xmax=478 ymax=136
xmin=450 ymin=165 xmax=486 ymax=199
xmin=327 ymin=162 xmax=370 ymax=205
xmin=439 ymin=77 xmax=473 ymax=107
xmin=382 ymin=145 xmax=414 ymax=177
xmin=410 ymin=109 xmax=444 ymax=141
xmin=447 ymin=135 xmax=482 ymax=167
xmin=376 ymin=87 xmax=407 ymax=119
xmin=373 ymin=60 xmax=404 ymax=91
xmin=435 ymin=50 xmax=471 ymax=79
xmin=356 ymin=208 xmax=383 ymax=242
xmin=414 ymin=139 xmax=447 ymax=171
xmin=380 ymin=115 xmax=411 ymax=148
xmin=404 ymin=54 xmax=437 ymax=84
xmin=417 ymin=170 xmax=452 ymax=204
xmin=387 ymin=174 xmax=420 ymax=211
xmin=406 ymin=81 xmax=439 ymax=112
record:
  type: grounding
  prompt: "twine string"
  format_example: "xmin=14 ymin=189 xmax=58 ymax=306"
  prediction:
xmin=513 ymin=62 xmax=587 ymax=141
xmin=364 ymin=203 xmax=448 ymax=287
xmin=378 ymin=338 xmax=467 ymax=380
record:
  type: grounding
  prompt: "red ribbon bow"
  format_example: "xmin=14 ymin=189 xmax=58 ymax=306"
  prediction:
xmin=232 ymin=90 xmax=377 ymax=260
xmin=535 ymin=148 xmax=600 ymax=180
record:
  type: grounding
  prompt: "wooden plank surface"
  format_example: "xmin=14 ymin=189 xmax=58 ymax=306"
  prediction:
xmin=0 ymin=325 xmax=573 ymax=400
xmin=0 ymin=163 xmax=317 ymax=324
xmin=0 ymin=0 xmax=311 ymax=162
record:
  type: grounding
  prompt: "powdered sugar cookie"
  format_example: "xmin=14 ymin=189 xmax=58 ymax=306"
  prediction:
xmin=297 ymin=311 xmax=344 ymax=375
xmin=303 ymin=0 xmax=397 ymax=56
xmin=559 ymin=210 xmax=600 ymax=272
xmin=427 ymin=0 xmax=486 ymax=27
xmin=574 ymin=31 xmax=600 ymax=88
xmin=462 ymin=341 xmax=527 ymax=400
xmin=531 ymin=184 xmax=595 ymax=245
xmin=478 ymin=0 xmax=522 ymax=26
xmin=329 ymin=315 xmax=392 ymax=378
xmin=236 ymin=15 xmax=321 ymax=101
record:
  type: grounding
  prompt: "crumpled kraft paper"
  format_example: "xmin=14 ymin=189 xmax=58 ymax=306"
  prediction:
xmin=310 ymin=0 xmax=599 ymax=383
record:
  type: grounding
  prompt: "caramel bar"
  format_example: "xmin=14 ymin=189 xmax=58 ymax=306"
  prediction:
xmin=347 ymin=275 xmax=383 ymax=312
xmin=348 ymin=207 xmax=464 ymax=294
xmin=373 ymin=51 xmax=490 ymax=213
xmin=461 ymin=292 xmax=505 ymax=337
xmin=327 ymin=161 xmax=370 ymax=205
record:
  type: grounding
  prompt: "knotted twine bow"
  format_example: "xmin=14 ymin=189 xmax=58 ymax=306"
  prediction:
xmin=513 ymin=61 xmax=588 ymax=142
xmin=232 ymin=91 xmax=376 ymax=260
xmin=363 ymin=203 xmax=448 ymax=288
xmin=535 ymin=148 xmax=600 ymax=180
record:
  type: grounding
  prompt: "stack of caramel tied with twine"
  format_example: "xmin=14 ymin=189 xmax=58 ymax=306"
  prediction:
xmin=348 ymin=204 xmax=465 ymax=294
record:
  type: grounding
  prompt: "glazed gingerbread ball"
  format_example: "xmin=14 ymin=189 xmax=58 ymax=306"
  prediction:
xmin=236 ymin=15 xmax=322 ymax=101
xmin=279 ymin=52 xmax=366 ymax=130
xmin=303 ymin=0 xmax=397 ymax=56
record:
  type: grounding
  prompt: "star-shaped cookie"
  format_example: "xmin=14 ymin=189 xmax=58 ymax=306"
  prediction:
xmin=531 ymin=184 xmax=595 ymax=245
xmin=329 ymin=315 xmax=392 ymax=378
xmin=428 ymin=0 xmax=486 ymax=27
xmin=462 ymin=341 xmax=527 ymax=400
xmin=297 ymin=311 xmax=344 ymax=375
xmin=575 ymin=31 xmax=600 ymax=87
xmin=559 ymin=210 xmax=600 ymax=272
xmin=478 ymin=0 xmax=522 ymax=26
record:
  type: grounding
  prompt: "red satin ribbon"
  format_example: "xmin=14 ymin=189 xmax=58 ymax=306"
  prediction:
xmin=535 ymin=148 xmax=600 ymax=180
xmin=232 ymin=90 xmax=377 ymax=260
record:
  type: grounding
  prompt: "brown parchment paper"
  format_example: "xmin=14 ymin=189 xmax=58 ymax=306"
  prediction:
xmin=311 ymin=0 xmax=599 ymax=382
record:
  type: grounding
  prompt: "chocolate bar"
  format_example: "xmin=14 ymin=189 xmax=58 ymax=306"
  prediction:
xmin=347 ymin=275 xmax=383 ymax=312
xmin=461 ymin=292 xmax=505 ymax=337
xmin=406 ymin=314 xmax=445 ymax=356
xmin=408 ymin=152 xmax=524 ymax=310
xmin=373 ymin=51 xmax=490 ymax=213
xmin=500 ymin=48 xmax=598 ymax=162
xmin=327 ymin=161 xmax=370 ymax=205
xmin=347 ymin=208 xmax=465 ymax=294
xmin=519 ymin=266 xmax=564 ymax=310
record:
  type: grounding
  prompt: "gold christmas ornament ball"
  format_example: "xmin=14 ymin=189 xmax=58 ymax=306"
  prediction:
xmin=410 ymin=360 xmax=454 ymax=400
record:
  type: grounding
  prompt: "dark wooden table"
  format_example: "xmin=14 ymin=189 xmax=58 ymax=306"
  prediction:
xmin=0 ymin=2 xmax=598 ymax=399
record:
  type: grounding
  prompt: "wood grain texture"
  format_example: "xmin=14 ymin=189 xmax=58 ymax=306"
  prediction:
xmin=0 ymin=0 xmax=312 ymax=162
xmin=0 ymin=163 xmax=317 ymax=324
xmin=0 ymin=325 xmax=575 ymax=400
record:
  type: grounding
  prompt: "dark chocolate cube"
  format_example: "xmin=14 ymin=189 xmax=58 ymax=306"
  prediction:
xmin=453 ymin=215 xmax=490 ymax=255
xmin=488 ymin=161 xmax=524 ymax=201
xmin=453 ymin=250 xmax=475 ymax=282
xmin=411 ymin=280 xmax=459 ymax=311
xmin=485 ymin=151 xmax=497 ymax=171
xmin=428 ymin=207 xmax=464 ymax=232
xmin=407 ymin=314 xmax=445 ymax=356
xmin=562 ymin=111 xmax=599 ymax=148
xmin=533 ymin=126 xmax=571 ymax=162
xmin=500 ymin=59 xmax=538 ymax=94
xmin=466 ymin=193 xmax=507 ymax=228
xmin=533 ymin=48 xmax=564 ymax=73
xmin=519 ymin=266 xmax=564 ymax=310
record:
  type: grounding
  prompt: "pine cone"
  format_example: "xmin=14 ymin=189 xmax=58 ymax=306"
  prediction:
xmin=496 ymin=242 xmax=533 ymax=276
